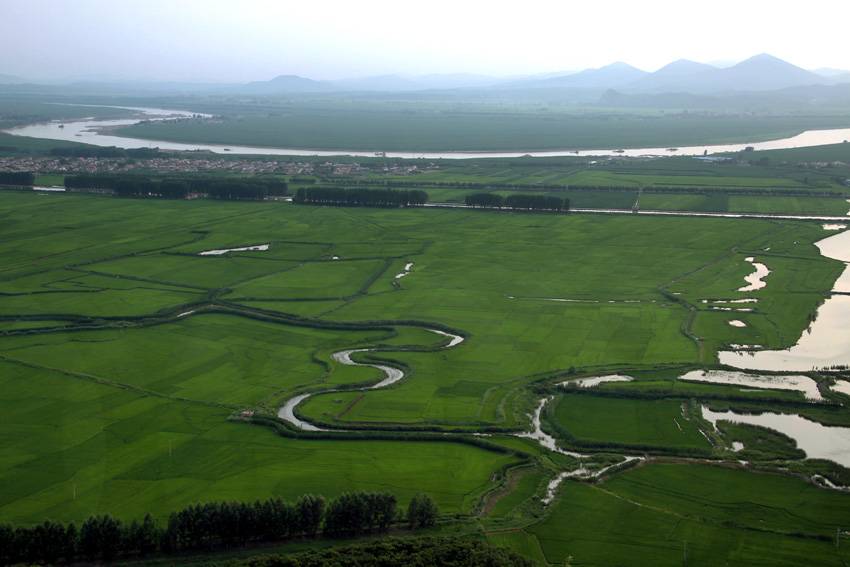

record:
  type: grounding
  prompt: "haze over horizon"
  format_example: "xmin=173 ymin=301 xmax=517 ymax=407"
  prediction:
xmin=2 ymin=0 xmax=849 ymax=84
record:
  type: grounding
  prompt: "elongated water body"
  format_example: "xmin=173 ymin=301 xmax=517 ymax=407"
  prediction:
xmin=516 ymin=396 xmax=585 ymax=457
xmin=7 ymin=105 xmax=850 ymax=159
xmin=561 ymin=374 xmax=634 ymax=388
xmin=680 ymin=370 xmax=822 ymax=400
xmin=277 ymin=393 xmax=325 ymax=432
xmin=331 ymin=349 xmax=404 ymax=389
xmin=199 ymin=244 xmax=270 ymax=256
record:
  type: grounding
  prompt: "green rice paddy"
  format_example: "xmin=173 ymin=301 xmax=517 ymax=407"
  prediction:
xmin=0 ymin=179 xmax=848 ymax=565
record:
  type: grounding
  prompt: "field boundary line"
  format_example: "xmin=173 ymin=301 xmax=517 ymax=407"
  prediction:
xmin=0 ymin=354 xmax=239 ymax=410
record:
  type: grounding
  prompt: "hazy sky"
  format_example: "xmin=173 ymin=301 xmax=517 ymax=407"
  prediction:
xmin=2 ymin=0 xmax=847 ymax=82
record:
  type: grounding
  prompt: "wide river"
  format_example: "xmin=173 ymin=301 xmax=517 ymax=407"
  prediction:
xmin=6 ymin=105 xmax=850 ymax=159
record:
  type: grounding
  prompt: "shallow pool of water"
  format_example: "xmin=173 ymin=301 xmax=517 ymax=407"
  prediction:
xmin=680 ymin=370 xmax=822 ymax=400
xmin=832 ymin=380 xmax=850 ymax=396
xmin=718 ymin=295 xmax=850 ymax=371
xmin=702 ymin=406 xmax=850 ymax=467
xmin=737 ymin=257 xmax=770 ymax=292
xmin=561 ymin=374 xmax=634 ymax=388
xmin=199 ymin=244 xmax=269 ymax=256
xmin=394 ymin=262 xmax=414 ymax=279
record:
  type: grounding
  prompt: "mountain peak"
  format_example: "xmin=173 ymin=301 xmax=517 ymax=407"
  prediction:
xmin=653 ymin=59 xmax=716 ymax=76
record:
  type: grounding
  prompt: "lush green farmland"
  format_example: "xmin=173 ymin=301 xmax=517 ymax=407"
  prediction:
xmin=0 ymin=360 xmax=514 ymax=526
xmin=529 ymin=471 xmax=850 ymax=567
xmin=551 ymin=395 xmax=712 ymax=450
xmin=0 ymin=186 xmax=848 ymax=565
xmin=487 ymin=531 xmax=548 ymax=566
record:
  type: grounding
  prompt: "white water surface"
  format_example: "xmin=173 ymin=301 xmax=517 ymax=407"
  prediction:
xmin=737 ymin=257 xmax=770 ymax=292
xmin=702 ymin=406 xmax=850 ymax=467
xmin=394 ymin=262 xmax=414 ymax=279
xmin=680 ymin=370 xmax=822 ymax=400
xmin=561 ymin=374 xmax=634 ymax=388
xmin=198 ymin=244 xmax=269 ymax=256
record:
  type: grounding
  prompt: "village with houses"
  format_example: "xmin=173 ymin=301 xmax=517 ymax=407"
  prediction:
xmin=0 ymin=154 xmax=439 ymax=178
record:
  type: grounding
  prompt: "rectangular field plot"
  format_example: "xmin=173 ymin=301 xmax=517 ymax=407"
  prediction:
xmin=0 ymin=286 xmax=203 ymax=317
xmin=553 ymin=394 xmax=712 ymax=450
xmin=728 ymin=195 xmax=850 ymax=216
xmin=487 ymin=530 xmax=548 ymax=566
xmin=604 ymin=463 xmax=850 ymax=537
xmin=638 ymin=192 xmax=729 ymax=212
xmin=0 ymin=194 xmax=236 ymax=278
xmin=230 ymin=258 xmax=388 ymax=299
xmin=488 ymin=470 xmax=545 ymax=518
xmin=334 ymin=291 xmax=696 ymax=376
xmin=0 ymin=270 xmax=90 ymax=293
xmin=87 ymin=253 xmax=299 ymax=288
xmin=530 ymin=480 xmax=849 ymax=567
xmin=329 ymin=242 xmax=427 ymax=259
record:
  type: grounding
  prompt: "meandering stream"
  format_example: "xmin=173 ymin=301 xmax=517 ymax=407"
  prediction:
xmin=276 ymin=328 xmax=463 ymax=430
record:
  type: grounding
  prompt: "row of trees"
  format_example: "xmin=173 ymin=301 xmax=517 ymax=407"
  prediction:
xmin=0 ymin=491 xmax=438 ymax=566
xmin=0 ymin=172 xmax=34 ymax=186
xmin=465 ymin=193 xmax=570 ymax=212
xmin=0 ymin=513 xmax=153 ymax=565
xmin=63 ymin=175 xmax=288 ymax=200
xmin=323 ymin=178 xmax=569 ymax=192
xmin=64 ymin=175 xmax=189 ymax=198
xmin=205 ymin=180 xmax=287 ymax=200
xmin=323 ymin=178 xmax=846 ymax=197
xmin=292 ymin=187 xmax=428 ymax=207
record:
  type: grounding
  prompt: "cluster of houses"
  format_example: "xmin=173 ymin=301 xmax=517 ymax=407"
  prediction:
xmin=0 ymin=156 xmax=438 ymax=177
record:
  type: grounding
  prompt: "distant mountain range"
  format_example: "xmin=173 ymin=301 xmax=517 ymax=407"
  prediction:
xmin=235 ymin=54 xmax=847 ymax=95
xmin=2 ymin=54 xmax=849 ymax=100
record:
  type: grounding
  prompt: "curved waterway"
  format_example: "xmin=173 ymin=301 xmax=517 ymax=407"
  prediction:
xmin=276 ymin=328 xmax=463 ymax=430
xmin=6 ymin=105 xmax=850 ymax=159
